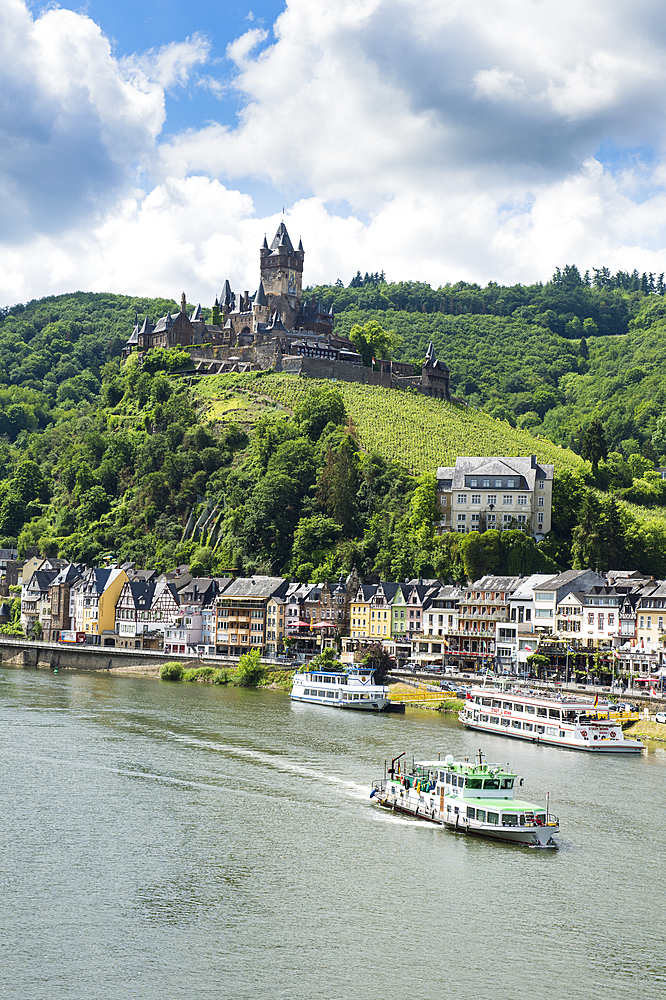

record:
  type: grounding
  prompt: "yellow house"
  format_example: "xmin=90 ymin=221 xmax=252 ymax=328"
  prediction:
xmin=349 ymin=585 xmax=377 ymax=639
xmin=73 ymin=567 xmax=128 ymax=644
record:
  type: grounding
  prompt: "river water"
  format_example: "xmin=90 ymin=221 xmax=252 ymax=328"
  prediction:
xmin=1 ymin=667 xmax=664 ymax=1000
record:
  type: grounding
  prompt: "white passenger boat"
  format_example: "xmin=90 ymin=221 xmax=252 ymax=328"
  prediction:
xmin=290 ymin=663 xmax=391 ymax=711
xmin=371 ymin=751 xmax=559 ymax=847
xmin=459 ymin=688 xmax=643 ymax=753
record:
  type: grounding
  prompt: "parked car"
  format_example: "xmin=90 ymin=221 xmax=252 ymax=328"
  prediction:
xmin=655 ymin=712 xmax=666 ymax=724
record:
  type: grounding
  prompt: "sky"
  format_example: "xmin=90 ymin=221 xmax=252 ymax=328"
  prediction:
xmin=3 ymin=0 xmax=666 ymax=307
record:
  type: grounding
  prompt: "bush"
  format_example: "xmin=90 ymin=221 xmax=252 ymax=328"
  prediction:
xmin=159 ymin=661 xmax=183 ymax=681
xmin=234 ymin=649 xmax=264 ymax=687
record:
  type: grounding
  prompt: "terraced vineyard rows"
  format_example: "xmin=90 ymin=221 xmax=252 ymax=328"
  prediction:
xmin=194 ymin=372 xmax=585 ymax=475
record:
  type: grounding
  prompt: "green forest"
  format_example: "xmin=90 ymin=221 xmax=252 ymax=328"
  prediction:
xmin=2 ymin=264 xmax=666 ymax=583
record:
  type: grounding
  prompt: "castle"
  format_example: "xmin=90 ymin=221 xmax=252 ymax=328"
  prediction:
xmin=122 ymin=222 xmax=451 ymax=398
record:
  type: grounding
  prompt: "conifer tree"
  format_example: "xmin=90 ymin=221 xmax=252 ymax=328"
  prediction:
xmin=581 ymin=417 xmax=608 ymax=471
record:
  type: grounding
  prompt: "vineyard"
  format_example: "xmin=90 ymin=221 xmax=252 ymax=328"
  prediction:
xmin=192 ymin=371 xmax=586 ymax=475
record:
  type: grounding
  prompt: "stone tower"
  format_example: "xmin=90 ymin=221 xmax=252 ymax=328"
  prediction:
xmin=259 ymin=222 xmax=304 ymax=330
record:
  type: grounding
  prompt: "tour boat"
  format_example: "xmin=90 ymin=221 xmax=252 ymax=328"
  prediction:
xmin=459 ymin=687 xmax=643 ymax=753
xmin=290 ymin=663 xmax=391 ymax=711
xmin=371 ymin=751 xmax=559 ymax=847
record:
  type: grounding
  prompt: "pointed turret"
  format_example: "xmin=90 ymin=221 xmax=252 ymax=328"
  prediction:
xmin=270 ymin=221 xmax=294 ymax=253
xmin=298 ymin=237 xmax=304 ymax=253
xmin=255 ymin=281 xmax=267 ymax=307
xmin=221 ymin=279 xmax=234 ymax=308
xmin=181 ymin=291 xmax=187 ymax=314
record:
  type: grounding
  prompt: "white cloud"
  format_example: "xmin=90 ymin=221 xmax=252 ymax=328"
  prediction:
xmin=4 ymin=0 xmax=666 ymax=307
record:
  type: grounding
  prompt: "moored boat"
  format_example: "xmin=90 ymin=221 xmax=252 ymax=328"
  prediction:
xmin=459 ymin=687 xmax=643 ymax=752
xmin=371 ymin=751 xmax=559 ymax=847
xmin=290 ymin=663 xmax=391 ymax=711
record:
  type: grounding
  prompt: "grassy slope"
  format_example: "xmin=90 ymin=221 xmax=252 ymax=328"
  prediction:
xmin=193 ymin=372 xmax=585 ymax=474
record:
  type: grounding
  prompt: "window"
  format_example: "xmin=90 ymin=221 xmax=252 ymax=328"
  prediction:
xmin=482 ymin=479 xmax=490 ymax=487
xmin=503 ymin=514 xmax=513 ymax=523
xmin=517 ymin=495 xmax=527 ymax=505
xmin=538 ymin=513 xmax=544 ymax=523
xmin=608 ymin=614 xmax=615 ymax=626
xmin=539 ymin=480 xmax=545 ymax=489
xmin=471 ymin=494 xmax=481 ymax=504
xmin=457 ymin=513 xmax=467 ymax=522
xmin=639 ymin=616 xmax=644 ymax=628
xmin=494 ymin=480 xmax=502 ymax=487
xmin=486 ymin=494 xmax=497 ymax=506
xmin=502 ymin=495 xmax=512 ymax=505
xmin=588 ymin=613 xmax=594 ymax=625
xmin=507 ymin=479 xmax=515 ymax=487
xmin=457 ymin=494 xmax=467 ymax=504
xmin=471 ymin=513 xmax=480 ymax=523
xmin=487 ymin=513 xmax=496 ymax=523
xmin=517 ymin=514 xmax=527 ymax=523
xmin=647 ymin=616 xmax=652 ymax=629
xmin=470 ymin=480 xmax=478 ymax=487
xmin=538 ymin=496 xmax=544 ymax=507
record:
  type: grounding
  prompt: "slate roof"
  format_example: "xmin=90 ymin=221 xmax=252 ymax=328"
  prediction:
xmin=220 ymin=576 xmax=289 ymax=599
xmin=270 ymin=222 xmax=294 ymax=252
xmin=436 ymin=455 xmax=554 ymax=491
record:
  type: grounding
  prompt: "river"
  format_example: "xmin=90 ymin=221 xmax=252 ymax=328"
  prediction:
xmin=0 ymin=667 xmax=664 ymax=999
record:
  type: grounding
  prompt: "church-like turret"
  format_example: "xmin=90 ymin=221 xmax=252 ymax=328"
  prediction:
xmin=260 ymin=222 xmax=304 ymax=330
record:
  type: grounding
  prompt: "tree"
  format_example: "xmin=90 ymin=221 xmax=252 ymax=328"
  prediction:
xmin=526 ymin=653 xmax=550 ymax=678
xmin=580 ymin=417 xmax=608 ymax=471
xmin=317 ymin=433 xmax=360 ymax=535
xmin=291 ymin=515 xmax=343 ymax=577
xmin=349 ymin=320 xmax=398 ymax=367
xmin=294 ymin=384 xmax=346 ymax=439
xmin=571 ymin=493 xmax=604 ymax=569
xmin=235 ymin=649 xmax=264 ymax=687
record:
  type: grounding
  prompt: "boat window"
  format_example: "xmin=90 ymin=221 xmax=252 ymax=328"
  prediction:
xmin=459 ymin=777 xmax=465 ymax=787
xmin=501 ymin=717 xmax=510 ymax=727
xmin=513 ymin=703 xmax=523 ymax=713
xmin=482 ymin=697 xmax=491 ymax=706
xmin=563 ymin=711 xmax=576 ymax=722
xmin=519 ymin=814 xmax=525 ymax=825
xmin=512 ymin=720 xmax=521 ymax=729
xmin=467 ymin=777 xmax=483 ymax=788
xmin=546 ymin=726 xmax=557 ymax=736
xmin=476 ymin=809 xmax=486 ymax=822
xmin=474 ymin=696 xmax=480 ymax=704
xmin=537 ymin=707 xmax=547 ymax=717
xmin=492 ymin=699 xmax=501 ymax=708
xmin=445 ymin=773 xmax=451 ymax=784
xmin=480 ymin=714 xmax=489 ymax=722
xmin=536 ymin=725 xmax=545 ymax=734
xmin=439 ymin=771 xmax=446 ymax=781
xmin=502 ymin=813 xmax=518 ymax=827
xmin=500 ymin=778 xmax=514 ymax=789
xmin=490 ymin=717 xmax=500 ymax=725
xmin=503 ymin=702 xmax=513 ymax=711
xmin=525 ymin=705 xmax=535 ymax=715
xmin=524 ymin=722 xmax=533 ymax=731
xmin=487 ymin=812 xmax=499 ymax=826
xmin=466 ymin=807 xmax=475 ymax=819
xmin=483 ymin=778 xmax=500 ymax=790
xmin=548 ymin=709 xmax=561 ymax=719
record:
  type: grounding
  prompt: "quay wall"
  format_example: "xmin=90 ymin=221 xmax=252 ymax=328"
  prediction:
xmin=0 ymin=638 xmax=289 ymax=673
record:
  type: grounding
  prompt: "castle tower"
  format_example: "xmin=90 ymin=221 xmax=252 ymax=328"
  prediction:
xmin=259 ymin=222 xmax=304 ymax=330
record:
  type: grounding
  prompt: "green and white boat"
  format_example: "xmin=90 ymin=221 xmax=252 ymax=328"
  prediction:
xmin=371 ymin=751 xmax=559 ymax=848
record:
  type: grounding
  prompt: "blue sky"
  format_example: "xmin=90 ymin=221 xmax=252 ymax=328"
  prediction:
xmin=3 ymin=0 xmax=666 ymax=306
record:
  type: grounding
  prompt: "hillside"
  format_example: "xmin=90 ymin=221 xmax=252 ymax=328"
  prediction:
xmin=194 ymin=372 xmax=585 ymax=475
xmin=3 ymin=273 xmax=666 ymax=581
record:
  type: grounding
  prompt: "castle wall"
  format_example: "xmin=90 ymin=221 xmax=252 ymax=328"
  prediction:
xmin=280 ymin=356 xmax=392 ymax=387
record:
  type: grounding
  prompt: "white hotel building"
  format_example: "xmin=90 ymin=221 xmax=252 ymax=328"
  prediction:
xmin=435 ymin=456 xmax=553 ymax=540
